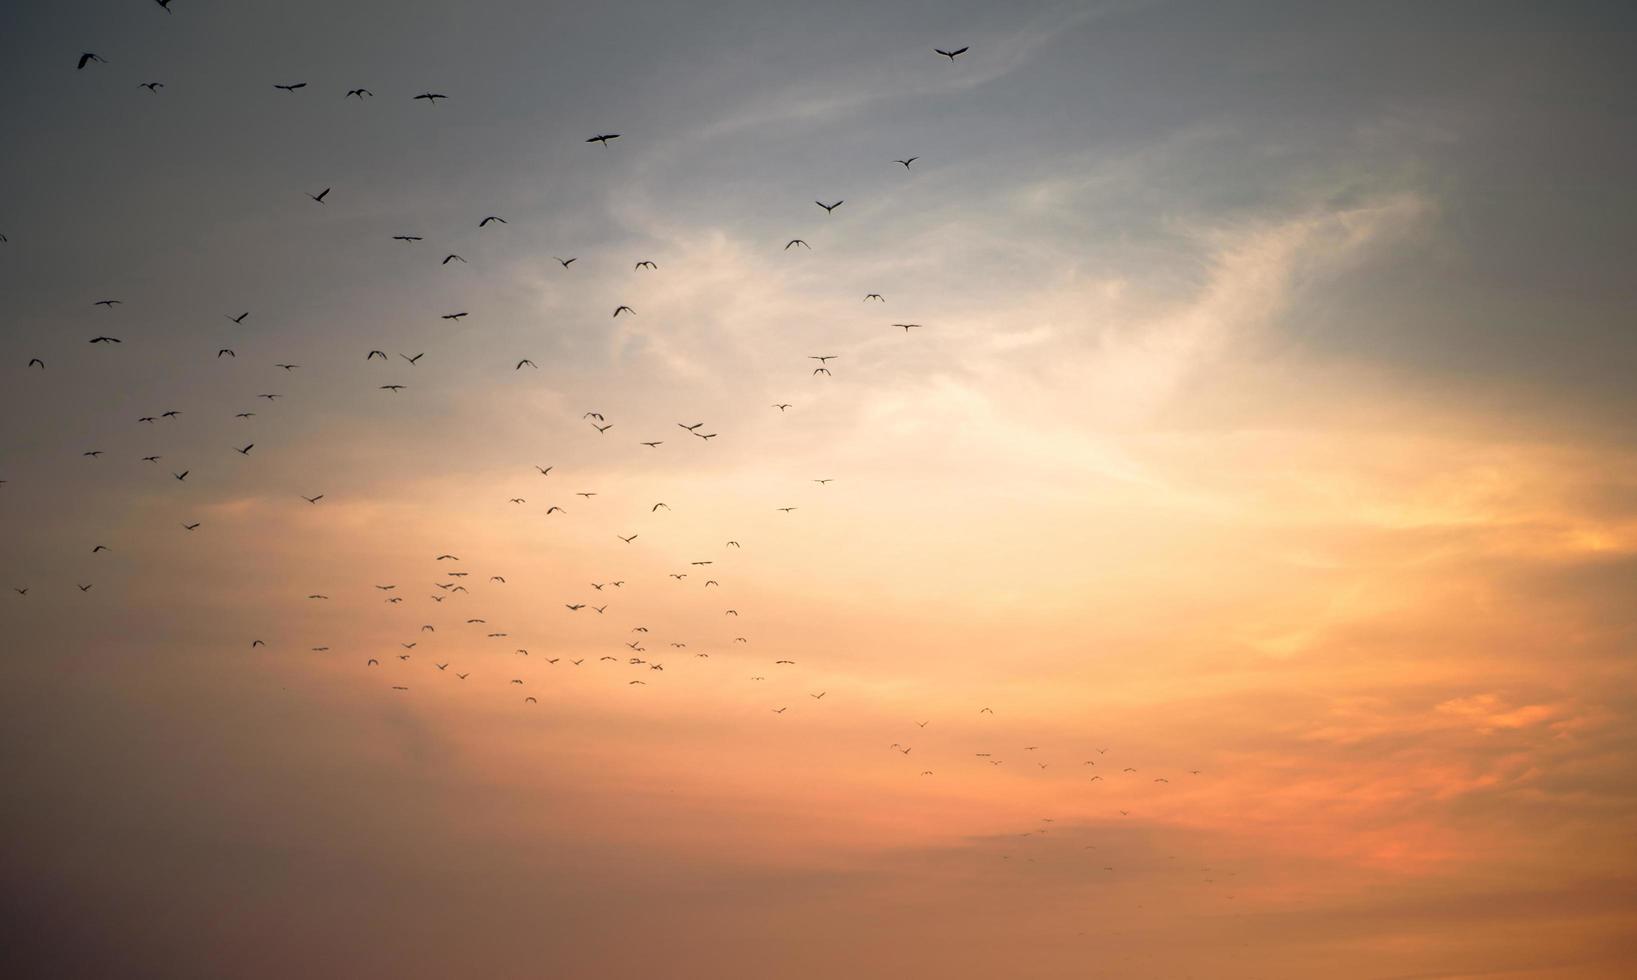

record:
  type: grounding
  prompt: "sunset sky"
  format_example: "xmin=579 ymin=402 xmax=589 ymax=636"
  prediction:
xmin=3 ymin=2 xmax=1635 ymax=977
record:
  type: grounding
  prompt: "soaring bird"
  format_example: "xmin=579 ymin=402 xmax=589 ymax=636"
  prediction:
xmin=784 ymin=239 xmax=810 ymax=250
xmin=380 ymin=384 xmax=406 ymax=392
xmin=618 ymin=534 xmax=638 ymax=543
xmin=586 ymin=133 xmax=621 ymax=146
xmin=235 ymin=444 xmax=254 ymax=455
xmin=27 ymin=358 xmax=44 ymax=369
xmin=227 ymin=312 xmax=250 ymax=323
xmin=893 ymin=323 xmax=923 ymax=331
xmin=816 ymin=200 xmax=843 ymax=213
xmin=347 ymin=88 xmax=373 ymax=98
xmin=554 ymin=257 xmax=577 ymax=267
xmin=893 ymin=157 xmax=918 ymax=169
xmin=89 ymin=336 xmax=122 ymax=344
xmin=635 ymin=260 xmax=657 ymax=270
xmin=302 ymin=494 xmax=324 ymax=504
xmin=392 ymin=235 xmax=422 ymax=242
xmin=401 ymin=352 xmax=424 ymax=365
xmin=535 ymin=465 xmax=553 ymax=475
xmin=612 ymin=305 xmax=634 ymax=317
xmin=140 ymin=82 xmax=164 ymax=92
xmin=274 ymin=82 xmax=308 ymax=91
xmin=77 ymin=53 xmax=108 ymax=70
xmin=308 ymin=187 xmax=330 ymax=203
xmin=935 ymin=46 xmax=969 ymax=60
xmin=217 ymin=349 xmax=235 ymax=358
xmin=442 ymin=254 xmax=466 ymax=264
xmin=366 ymin=350 xmax=387 ymax=360
xmin=772 ymin=403 xmax=791 ymax=411
xmin=516 ymin=359 xmax=536 ymax=370
xmin=93 ymin=299 xmax=122 ymax=307
xmin=864 ymin=294 xmax=884 ymax=302
xmin=479 ymin=216 xmax=507 ymax=226
xmin=413 ymin=92 xmax=448 ymax=103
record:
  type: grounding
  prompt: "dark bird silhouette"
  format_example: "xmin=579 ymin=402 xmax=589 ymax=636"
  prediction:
xmin=140 ymin=82 xmax=164 ymax=92
xmin=77 ymin=53 xmax=108 ymax=70
xmin=90 ymin=336 xmax=122 ymax=344
xmin=635 ymin=260 xmax=657 ymax=270
xmin=227 ymin=312 xmax=249 ymax=324
xmin=393 ymin=235 xmax=423 ymax=242
xmin=935 ymin=46 xmax=969 ymax=60
xmin=618 ymin=534 xmax=638 ymax=543
xmin=893 ymin=157 xmax=918 ymax=169
xmin=586 ymin=133 xmax=621 ymax=146
xmin=217 ymin=349 xmax=235 ymax=358
xmin=380 ymin=384 xmax=406 ymax=392
xmin=302 ymin=494 xmax=324 ymax=504
xmin=816 ymin=200 xmax=843 ymax=213
xmin=864 ymin=294 xmax=884 ymax=302
xmin=893 ymin=323 xmax=923 ymax=331
xmin=347 ymin=88 xmax=373 ymax=98
xmin=235 ymin=443 xmax=254 ymax=454
xmin=28 ymin=358 xmax=44 ymax=369
xmin=308 ymin=187 xmax=330 ymax=203
xmin=94 ymin=299 xmax=122 ymax=307
xmin=182 ymin=522 xmax=200 ymax=531
xmin=401 ymin=352 xmax=424 ymax=365
xmin=442 ymin=254 xmax=466 ymax=264
xmin=516 ymin=359 xmax=536 ymax=370
xmin=772 ymin=403 xmax=791 ymax=411
xmin=84 ymin=451 xmax=104 ymax=458
xmin=480 ymin=216 xmax=507 ymax=226
xmin=612 ymin=305 xmax=634 ymax=317
xmin=554 ymin=257 xmax=577 ymax=267
xmin=173 ymin=470 xmax=188 ymax=481
xmin=367 ymin=350 xmax=387 ymax=360
xmin=785 ymin=239 xmax=810 ymax=250
xmin=414 ymin=92 xmax=448 ymax=103
xmin=274 ymin=82 xmax=308 ymax=92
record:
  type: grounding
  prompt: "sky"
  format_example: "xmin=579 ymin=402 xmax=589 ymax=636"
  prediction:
xmin=2 ymin=1 xmax=1635 ymax=977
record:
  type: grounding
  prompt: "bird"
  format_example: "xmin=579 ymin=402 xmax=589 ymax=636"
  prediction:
xmin=811 ymin=692 xmax=826 ymax=700
xmin=302 ymin=494 xmax=324 ymax=504
xmin=772 ymin=707 xmax=787 ymax=714
xmin=618 ymin=534 xmax=638 ymax=543
xmin=274 ymin=82 xmax=308 ymax=92
xmin=816 ymin=200 xmax=843 ymax=213
xmin=893 ymin=157 xmax=918 ymax=169
xmin=565 ymin=604 xmax=585 ymax=611
xmin=392 ymin=235 xmax=422 ymax=242
xmin=554 ymin=257 xmax=577 ymax=267
xmin=442 ymin=254 xmax=466 ymax=264
xmin=92 ymin=545 xmax=109 ymax=553
xmin=217 ymin=349 xmax=235 ymax=358
xmin=641 ymin=441 xmax=663 ymax=448
xmin=27 ymin=358 xmax=44 ymax=369
xmin=173 ymin=470 xmax=189 ymax=481
xmin=77 ymin=53 xmax=108 ymax=70
xmin=413 ymin=92 xmax=448 ymax=103
xmin=479 ymin=215 xmax=507 ymax=227
xmin=182 ymin=523 xmax=200 ymax=531
xmin=586 ymin=133 xmax=621 ymax=146
xmin=864 ymin=294 xmax=884 ymax=302
xmin=651 ymin=502 xmax=669 ymax=511
xmin=227 ymin=312 xmax=250 ymax=324
xmin=401 ymin=353 xmax=424 ymax=365
xmin=84 ymin=451 xmax=104 ymax=458
xmin=380 ymin=385 xmax=406 ymax=392
xmin=784 ymin=239 xmax=810 ymax=250
xmin=814 ymin=479 xmax=832 ymax=485
xmin=140 ymin=82 xmax=164 ymax=92
xmin=935 ymin=46 xmax=969 ymax=60
xmin=346 ymin=88 xmax=373 ymax=98
xmin=308 ymin=187 xmax=330 ymax=203
xmin=89 ymin=336 xmax=122 ymax=344
xmin=235 ymin=444 xmax=254 ymax=455
xmin=893 ymin=323 xmax=923 ymax=332
xmin=535 ymin=466 xmax=552 ymax=475
xmin=516 ymin=359 xmax=537 ymax=370
xmin=634 ymin=261 xmax=657 ymax=270
xmin=367 ymin=350 xmax=387 ymax=360
xmin=93 ymin=299 xmax=122 ymax=307
xmin=612 ymin=305 xmax=634 ymax=317
xmin=771 ymin=403 xmax=791 ymax=411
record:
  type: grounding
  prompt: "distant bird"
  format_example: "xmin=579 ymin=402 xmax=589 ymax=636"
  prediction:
xmin=236 ymin=444 xmax=254 ymax=455
xmin=227 ymin=312 xmax=250 ymax=323
xmin=772 ymin=707 xmax=787 ymax=714
xmin=77 ymin=53 xmax=108 ymax=70
xmin=90 ymin=336 xmax=121 ymax=344
xmin=217 ymin=349 xmax=235 ymax=358
xmin=182 ymin=522 xmax=200 ymax=531
xmin=274 ymin=82 xmax=308 ymax=92
xmin=776 ymin=507 xmax=796 ymax=513
xmin=641 ymin=441 xmax=662 ymax=448
xmin=593 ymin=423 xmax=612 ymax=433
xmin=893 ymin=157 xmax=918 ymax=169
xmin=586 ymin=133 xmax=621 ymax=146
xmin=864 ymin=294 xmax=884 ymax=302
xmin=618 ymin=534 xmax=638 ymax=543
xmin=93 ymin=299 xmax=122 ymax=307
xmin=534 ymin=466 xmax=553 ymax=476
xmin=28 ymin=358 xmax=44 ymax=369
xmin=154 ymin=0 xmax=173 ymax=11
xmin=980 ymin=707 xmax=994 ymax=714
xmin=413 ymin=92 xmax=448 ymax=103
xmin=367 ymin=350 xmax=387 ymax=360
xmin=814 ymin=479 xmax=832 ymax=485
xmin=173 ymin=470 xmax=188 ymax=481
xmin=816 ymin=200 xmax=843 ymax=213
xmin=380 ymin=384 xmax=405 ymax=392
xmin=401 ymin=352 xmax=424 ymax=365
xmin=140 ymin=82 xmax=164 ymax=92
xmin=651 ymin=502 xmax=669 ymax=511
xmin=554 ymin=257 xmax=577 ymax=267
xmin=308 ymin=187 xmax=330 ymax=203
xmin=893 ymin=323 xmax=923 ymax=332
xmin=442 ymin=254 xmax=466 ymax=264
xmin=935 ymin=46 xmax=969 ymax=60
xmin=635 ymin=260 xmax=657 ymax=270
xmin=810 ymin=692 xmax=826 ymax=700
xmin=347 ymin=88 xmax=373 ymax=99
xmin=479 ymin=216 xmax=507 ymax=226
xmin=784 ymin=239 xmax=810 ymax=250
xmin=516 ymin=359 xmax=536 ymax=370
xmin=84 ymin=451 xmax=104 ymax=458
xmin=772 ymin=403 xmax=791 ymax=411
xmin=392 ymin=235 xmax=422 ymax=242
xmin=302 ymin=494 xmax=324 ymax=504
xmin=612 ymin=305 xmax=634 ymax=317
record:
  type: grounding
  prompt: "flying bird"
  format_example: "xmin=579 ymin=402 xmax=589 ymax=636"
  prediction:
xmin=816 ymin=200 xmax=843 ymax=213
xmin=612 ymin=305 xmax=634 ymax=317
xmin=442 ymin=254 xmax=466 ymax=264
xmin=413 ymin=92 xmax=448 ymax=103
xmin=893 ymin=157 xmax=918 ymax=169
xmin=274 ymin=82 xmax=308 ymax=92
xmin=77 ymin=53 xmax=108 ymax=70
xmin=308 ymin=187 xmax=330 ymax=203
xmin=479 ymin=215 xmax=507 ymax=226
xmin=140 ymin=82 xmax=164 ymax=92
xmin=586 ymin=133 xmax=621 ymax=145
xmin=347 ymin=88 xmax=373 ymax=98
xmin=784 ymin=239 xmax=810 ymax=250
xmin=935 ymin=46 xmax=969 ymax=60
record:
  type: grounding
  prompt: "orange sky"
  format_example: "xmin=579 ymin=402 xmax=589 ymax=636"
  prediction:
xmin=3 ymin=2 xmax=1636 ymax=977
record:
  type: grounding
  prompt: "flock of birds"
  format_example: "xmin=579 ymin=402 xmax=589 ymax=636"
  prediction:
xmin=6 ymin=9 xmax=1208 ymax=849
